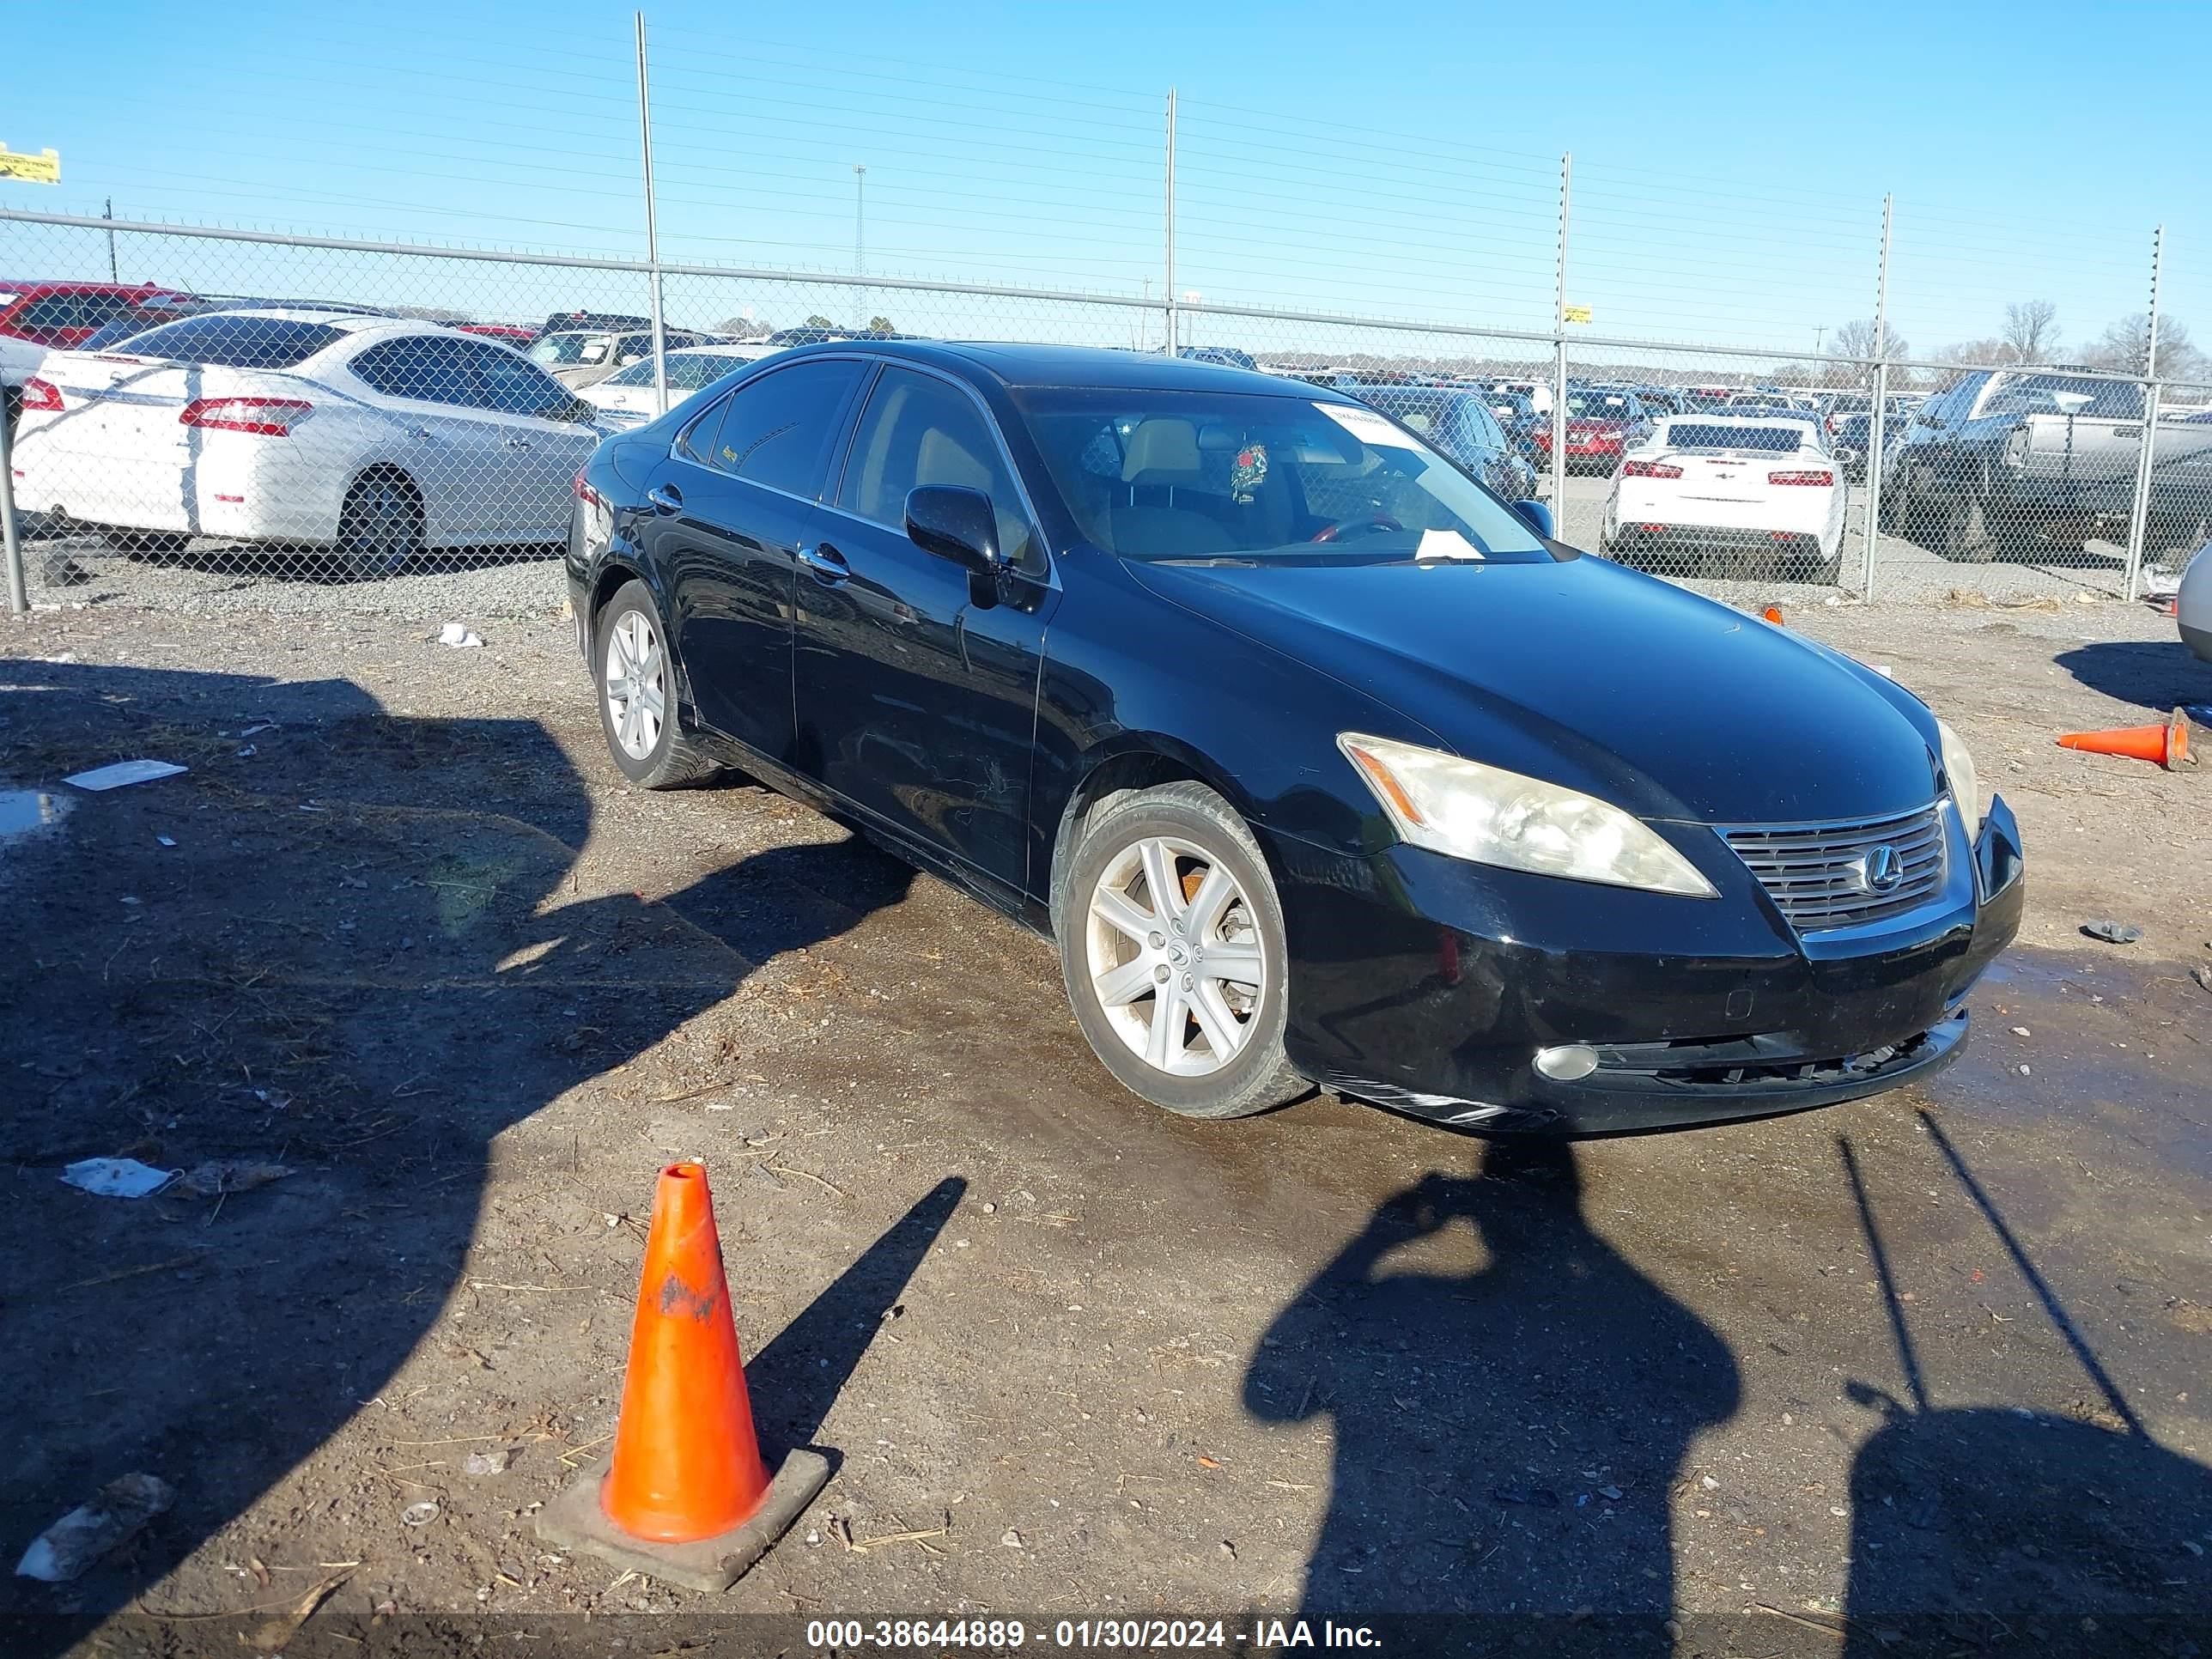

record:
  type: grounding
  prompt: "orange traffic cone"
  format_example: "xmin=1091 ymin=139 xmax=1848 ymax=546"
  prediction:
xmin=1762 ymin=605 xmax=1785 ymax=625
xmin=538 ymin=1163 xmax=829 ymax=1589
xmin=2055 ymin=706 xmax=2193 ymax=771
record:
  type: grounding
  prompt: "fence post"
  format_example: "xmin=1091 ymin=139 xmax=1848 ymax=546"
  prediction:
xmin=2 ymin=406 xmax=26 ymax=616
xmin=1163 ymin=89 xmax=1178 ymax=357
xmin=1860 ymin=193 xmax=1893 ymax=600
xmin=635 ymin=12 xmax=670 ymax=418
xmin=1550 ymin=151 xmax=1571 ymax=508
xmin=2122 ymin=224 xmax=2165 ymax=603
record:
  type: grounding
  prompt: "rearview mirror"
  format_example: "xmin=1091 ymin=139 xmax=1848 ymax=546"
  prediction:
xmin=906 ymin=484 xmax=1002 ymax=574
xmin=1512 ymin=499 xmax=1555 ymax=539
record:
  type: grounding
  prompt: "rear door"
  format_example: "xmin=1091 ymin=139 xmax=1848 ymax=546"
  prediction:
xmin=793 ymin=363 xmax=1055 ymax=895
xmin=645 ymin=356 xmax=869 ymax=767
xmin=346 ymin=335 xmax=517 ymax=539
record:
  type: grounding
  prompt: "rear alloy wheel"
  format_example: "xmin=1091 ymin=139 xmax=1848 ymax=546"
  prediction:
xmin=1059 ymin=781 xmax=1307 ymax=1119
xmin=594 ymin=579 xmax=717 ymax=789
xmin=337 ymin=474 xmax=423 ymax=580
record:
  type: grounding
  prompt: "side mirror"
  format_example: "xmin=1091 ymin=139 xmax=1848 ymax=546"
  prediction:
xmin=619 ymin=353 xmax=645 ymax=367
xmin=1835 ymin=447 xmax=1858 ymax=465
xmin=906 ymin=484 xmax=1003 ymax=575
xmin=1512 ymin=499 xmax=1555 ymax=540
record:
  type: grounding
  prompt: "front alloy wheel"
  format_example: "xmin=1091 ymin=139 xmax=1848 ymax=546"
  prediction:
xmin=1059 ymin=781 xmax=1307 ymax=1119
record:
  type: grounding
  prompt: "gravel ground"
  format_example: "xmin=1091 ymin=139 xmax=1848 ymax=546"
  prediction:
xmin=1 ymin=589 xmax=2208 ymax=1659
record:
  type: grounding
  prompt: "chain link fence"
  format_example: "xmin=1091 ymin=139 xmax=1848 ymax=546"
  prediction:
xmin=3 ymin=209 xmax=2203 ymax=620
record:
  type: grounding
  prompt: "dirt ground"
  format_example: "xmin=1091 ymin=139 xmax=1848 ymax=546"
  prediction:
xmin=2 ymin=580 xmax=2209 ymax=1658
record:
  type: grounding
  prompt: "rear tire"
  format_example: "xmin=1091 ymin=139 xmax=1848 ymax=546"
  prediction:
xmin=594 ymin=579 xmax=719 ymax=790
xmin=97 ymin=527 xmax=191 ymax=556
xmin=1941 ymin=491 xmax=1995 ymax=562
xmin=337 ymin=472 xmax=423 ymax=580
xmin=1058 ymin=781 xmax=1308 ymax=1120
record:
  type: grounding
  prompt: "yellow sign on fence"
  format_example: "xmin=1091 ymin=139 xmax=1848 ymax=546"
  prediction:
xmin=1562 ymin=304 xmax=1593 ymax=325
xmin=0 ymin=145 xmax=63 ymax=185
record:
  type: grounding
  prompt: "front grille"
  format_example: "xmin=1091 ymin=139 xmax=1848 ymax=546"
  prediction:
xmin=1723 ymin=804 xmax=1948 ymax=932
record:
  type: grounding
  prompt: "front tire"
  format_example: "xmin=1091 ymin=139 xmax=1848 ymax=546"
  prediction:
xmin=594 ymin=579 xmax=718 ymax=790
xmin=1058 ymin=781 xmax=1308 ymax=1119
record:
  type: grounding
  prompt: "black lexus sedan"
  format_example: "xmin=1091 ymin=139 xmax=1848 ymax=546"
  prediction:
xmin=566 ymin=342 xmax=2023 ymax=1133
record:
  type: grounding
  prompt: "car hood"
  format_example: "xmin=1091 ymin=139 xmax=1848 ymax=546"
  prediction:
xmin=1126 ymin=553 xmax=1942 ymax=825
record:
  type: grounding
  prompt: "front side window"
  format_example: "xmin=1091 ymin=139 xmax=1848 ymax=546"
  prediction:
xmin=456 ymin=340 xmax=573 ymax=415
xmin=1018 ymin=388 xmax=1551 ymax=563
xmin=836 ymin=368 xmax=1036 ymax=570
xmin=683 ymin=359 xmax=865 ymax=496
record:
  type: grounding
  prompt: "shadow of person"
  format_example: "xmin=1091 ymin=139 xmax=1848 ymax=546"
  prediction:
xmin=0 ymin=656 xmax=938 ymax=1653
xmin=1838 ymin=1124 xmax=2212 ymax=1656
xmin=1244 ymin=1141 xmax=1739 ymax=1619
xmin=2052 ymin=640 xmax=2212 ymax=713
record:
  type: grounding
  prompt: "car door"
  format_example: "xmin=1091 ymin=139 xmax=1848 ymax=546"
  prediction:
xmin=451 ymin=338 xmax=602 ymax=538
xmin=793 ymin=363 xmax=1057 ymax=897
xmin=346 ymin=335 xmax=516 ymax=540
xmin=643 ymin=356 xmax=868 ymax=768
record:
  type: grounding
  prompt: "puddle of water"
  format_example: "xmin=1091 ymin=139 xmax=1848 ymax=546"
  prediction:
xmin=0 ymin=789 xmax=72 ymax=846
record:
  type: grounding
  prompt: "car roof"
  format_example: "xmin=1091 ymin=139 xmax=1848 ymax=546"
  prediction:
xmin=111 ymin=309 xmax=516 ymax=350
xmin=0 ymin=279 xmax=168 ymax=295
xmin=775 ymin=338 xmax=1340 ymax=398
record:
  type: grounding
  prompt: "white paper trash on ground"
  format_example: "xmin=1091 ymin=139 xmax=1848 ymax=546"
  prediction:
xmin=437 ymin=623 xmax=484 ymax=648
xmin=15 ymin=1474 xmax=176 ymax=1582
xmin=60 ymin=1158 xmax=178 ymax=1199
xmin=64 ymin=760 xmax=189 ymax=792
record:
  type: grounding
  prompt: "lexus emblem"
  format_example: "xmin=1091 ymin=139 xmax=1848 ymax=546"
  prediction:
xmin=1857 ymin=844 xmax=1904 ymax=893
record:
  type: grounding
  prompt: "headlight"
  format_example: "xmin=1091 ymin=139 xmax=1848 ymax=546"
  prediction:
xmin=1936 ymin=719 xmax=1983 ymax=834
xmin=1338 ymin=733 xmax=1717 ymax=897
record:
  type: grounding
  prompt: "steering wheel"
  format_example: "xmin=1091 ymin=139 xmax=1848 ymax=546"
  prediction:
xmin=1309 ymin=513 xmax=1404 ymax=544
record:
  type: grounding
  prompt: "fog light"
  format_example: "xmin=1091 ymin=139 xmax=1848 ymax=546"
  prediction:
xmin=1534 ymin=1043 xmax=1599 ymax=1081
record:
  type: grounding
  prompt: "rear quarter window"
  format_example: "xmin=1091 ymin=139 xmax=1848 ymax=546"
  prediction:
xmin=116 ymin=316 xmax=349 ymax=369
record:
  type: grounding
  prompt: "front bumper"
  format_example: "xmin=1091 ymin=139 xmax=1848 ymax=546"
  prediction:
xmin=1261 ymin=795 xmax=2025 ymax=1134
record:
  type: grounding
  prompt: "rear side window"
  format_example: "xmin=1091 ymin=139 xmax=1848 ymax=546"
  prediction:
xmin=685 ymin=360 xmax=866 ymax=496
xmin=351 ymin=336 xmax=481 ymax=404
xmin=121 ymin=315 xmax=348 ymax=369
xmin=1663 ymin=423 xmax=1805 ymax=453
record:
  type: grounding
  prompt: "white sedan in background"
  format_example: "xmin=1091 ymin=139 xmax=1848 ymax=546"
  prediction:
xmin=1601 ymin=413 xmax=1850 ymax=584
xmin=579 ymin=343 xmax=775 ymax=426
xmin=11 ymin=311 xmax=608 ymax=576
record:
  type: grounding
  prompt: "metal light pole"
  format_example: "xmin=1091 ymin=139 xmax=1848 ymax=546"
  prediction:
xmin=1860 ymin=193 xmax=1893 ymax=599
xmin=2122 ymin=224 xmax=2165 ymax=603
xmin=1 ymin=405 xmax=26 ymax=616
xmin=634 ymin=12 xmax=670 ymax=418
xmin=104 ymin=198 xmax=118 ymax=282
xmin=1550 ymin=152 xmax=1571 ymax=509
xmin=1164 ymin=89 xmax=1177 ymax=357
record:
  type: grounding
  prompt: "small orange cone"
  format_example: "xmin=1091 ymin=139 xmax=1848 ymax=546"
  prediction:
xmin=538 ymin=1163 xmax=829 ymax=1589
xmin=1762 ymin=605 xmax=1785 ymax=625
xmin=2056 ymin=707 xmax=2193 ymax=770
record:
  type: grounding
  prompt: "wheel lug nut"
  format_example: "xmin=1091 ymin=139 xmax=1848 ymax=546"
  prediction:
xmin=1182 ymin=974 xmax=1195 ymax=991
xmin=1148 ymin=932 xmax=1165 ymax=949
xmin=1153 ymin=964 xmax=1170 ymax=984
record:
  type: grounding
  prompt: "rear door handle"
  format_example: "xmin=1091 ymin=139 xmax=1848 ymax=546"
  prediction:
xmin=647 ymin=483 xmax=683 ymax=515
xmin=797 ymin=543 xmax=850 ymax=584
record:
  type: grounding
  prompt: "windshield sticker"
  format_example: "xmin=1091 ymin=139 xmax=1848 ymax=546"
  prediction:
xmin=1230 ymin=441 xmax=1268 ymax=503
xmin=1313 ymin=402 xmax=1414 ymax=449
xmin=1415 ymin=527 xmax=1485 ymax=562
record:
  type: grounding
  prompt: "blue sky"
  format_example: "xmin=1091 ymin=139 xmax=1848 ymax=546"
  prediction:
xmin=3 ymin=0 xmax=2202 ymax=373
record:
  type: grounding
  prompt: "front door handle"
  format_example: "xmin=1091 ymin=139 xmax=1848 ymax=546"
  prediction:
xmin=797 ymin=543 xmax=850 ymax=585
xmin=647 ymin=483 xmax=683 ymax=515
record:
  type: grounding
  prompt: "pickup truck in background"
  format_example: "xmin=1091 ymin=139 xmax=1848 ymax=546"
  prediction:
xmin=1882 ymin=368 xmax=2212 ymax=561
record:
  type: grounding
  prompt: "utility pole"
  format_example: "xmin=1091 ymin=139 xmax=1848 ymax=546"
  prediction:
xmin=1164 ymin=89 xmax=1177 ymax=358
xmin=1550 ymin=152 xmax=1571 ymax=510
xmin=854 ymin=164 xmax=867 ymax=328
xmin=2123 ymin=224 xmax=2165 ymax=603
xmin=1861 ymin=193 xmax=1894 ymax=598
xmin=634 ymin=12 xmax=670 ymax=417
xmin=103 ymin=198 xmax=118 ymax=282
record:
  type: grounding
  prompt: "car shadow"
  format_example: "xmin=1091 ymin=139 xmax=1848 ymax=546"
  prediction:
xmin=1838 ymin=1121 xmax=2212 ymax=1655
xmin=2053 ymin=640 xmax=2212 ymax=713
xmin=0 ymin=656 xmax=940 ymax=1654
xmin=1242 ymin=1141 xmax=1738 ymax=1622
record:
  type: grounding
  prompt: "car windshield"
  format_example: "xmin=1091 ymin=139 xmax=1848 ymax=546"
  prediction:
xmin=1980 ymin=374 xmax=2144 ymax=420
xmin=1018 ymin=387 xmax=1551 ymax=564
xmin=528 ymin=333 xmax=600 ymax=366
xmin=1565 ymin=392 xmax=1634 ymax=419
xmin=1662 ymin=422 xmax=1808 ymax=453
xmin=112 ymin=315 xmax=349 ymax=369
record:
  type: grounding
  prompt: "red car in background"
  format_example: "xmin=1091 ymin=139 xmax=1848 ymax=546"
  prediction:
xmin=454 ymin=322 xmax=534 ymax=345
xmin=0 ymin=280 xmax=179 ymax=349
xmin=1529 ymin=388 xmax=1656 ymax=473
